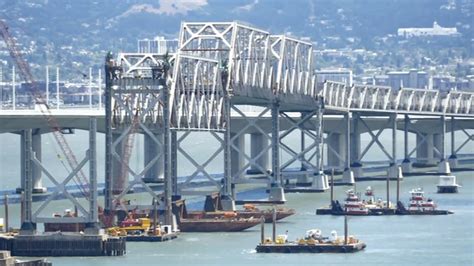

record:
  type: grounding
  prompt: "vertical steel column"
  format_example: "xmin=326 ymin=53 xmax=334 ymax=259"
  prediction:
xmin=344 ymin=113 xmax=350 ymax=171
xmin=392 ymin=114 xmax=400 ymax=204
xmin=271 ymin=101 xmax=281 ymax=185
xmin=21 ymin=129 xmax=33 ymax=228
xmin=300 ymin=112 xmax=306 ymax=171
xmin=12 ymin=66 xmax=15 ymax=110
xmin=162 ymin=78 xmax=172 ymax=226
xmin=104 ymin=63 xmax=113 ymax=212
xmin=89 ymin=117 xmax=98 ymax=224
xmin=223 ymin=97 xmax=232 ymax=196
xmin=46 ymin=66 xmax=49 ymax=105
xmin=88 ymin=67 xmax=93 ymax=109
xmin=351 ymin=112 xmax=359 ymax=164
xmin=451 ymin=117 xmax=455 ymax=157
xmin=98 ymin=69 xmax=102 ymax=109
xmin=440 ymin=115 xmax=446 ymax=161
xmin=171 ymin=130 xmax=179 ymax=197
xmin=314 ymin=103 xmax=323 ymax=174
xmin=56 ymin=67 xmax=59 ymax=110
xmin=404 ymin=115 xmax=409 ymax=159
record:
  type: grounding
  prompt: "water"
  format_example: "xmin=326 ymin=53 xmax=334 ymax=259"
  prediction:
xmin=0 ymin=130 xmax=473 ymax=265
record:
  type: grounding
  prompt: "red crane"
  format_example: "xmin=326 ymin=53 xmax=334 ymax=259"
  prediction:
xmin=0 ymin=19 xmax=90 ymax=198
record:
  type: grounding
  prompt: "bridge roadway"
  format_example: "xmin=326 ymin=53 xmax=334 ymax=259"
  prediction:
xmin=1 ymin=107 xmax=473 ymax=135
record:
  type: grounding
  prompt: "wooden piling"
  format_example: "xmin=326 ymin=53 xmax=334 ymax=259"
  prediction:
xmin=396 ymin=170 xmax=400 ymax=204
xmin=4 ymin=194 xmax=8 ymax=233
xmin=153 ymin=198 xmax=158 ymax=234
xmin=260 ymin=218 xmax=265 ymax=244
xmin=344 ymin=215 xmax=348 ymax=245
xmin=272 ymin=207 xmax=276 ymax=243
xmin=330 ymin=168 xmax=334 ymax=206
xmin=386 ymin=175 xmax=390 ymax=208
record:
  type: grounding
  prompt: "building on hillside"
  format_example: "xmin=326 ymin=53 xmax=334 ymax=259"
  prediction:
xmin=316 ymin=68 xmax=353 ymax=86
xmin=137 ymin=36 xmax=178 ymax=54
xmin=397 ymin=21 xmax=459 ymax=38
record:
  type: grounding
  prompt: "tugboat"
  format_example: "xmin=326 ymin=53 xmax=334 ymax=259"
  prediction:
xmin=437 ymin=175 xmax=461 ymax=193
xmin=343 ymin=189 xmax=369 ymax=215
xmin=255 ymin=215 xmax=366 ymax=253
xmin=396 ymin=188 xmax=453 ymax=215
xmin=365 ymin=186 xmax=374 ymax=197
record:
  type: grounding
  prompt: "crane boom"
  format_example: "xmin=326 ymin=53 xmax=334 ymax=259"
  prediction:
xmin=0 ymin=19 xmax=90 ymax=198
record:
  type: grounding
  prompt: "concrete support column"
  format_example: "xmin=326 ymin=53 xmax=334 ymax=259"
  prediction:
xmin=269 ymin=102 xmax=285 ymax=202
xmin=387 ymin=114 xmax=403 ymax=181
xmin=231 ymin=133 xmax=245 ymax=180
xmin=448 ymin=117 xmax=458 ymax=168
xmin=31 ymin=132 xmax=46 ymax=193
xmin=248 ymin=133 xmax=270 ymax=174
xmin=350 ymin=113 xmax=363 ymax=178
xmin=143 ymin=133 xmax=164 ymax=182
xmin=416 ymin=133 xmax=435 ymax=165
xmin=112 ymin=133 xmax=128 ymax=194
xmin=438 ymin=116 xmax=451 ymax=174
xmin=171 ymin=131 xmax=179 ymax=197
xmin=221 ymin=96 xmax=235 ymax=211
xmin=342 ymin=113 xmax=354 ymax=184
xmin=402 ymin=115 xmax=412 ymax=173
xmin=20 ymin=129 xmax=35 ymax=234
xmin=327 ymin=133 xmax=345 ymax=169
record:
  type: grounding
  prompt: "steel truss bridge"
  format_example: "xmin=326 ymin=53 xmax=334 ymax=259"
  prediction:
xmin=4 ymin=21 xmax=473 ymax=231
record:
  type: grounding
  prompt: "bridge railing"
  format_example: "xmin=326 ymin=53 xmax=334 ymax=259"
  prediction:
xmin=322 ymin=81 xmax=474 ymax=116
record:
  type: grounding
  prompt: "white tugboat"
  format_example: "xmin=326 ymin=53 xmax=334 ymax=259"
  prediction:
xmin=344 ymin=189 xmax=369 ymax=215
xmin=437 ymin=175 xmax=461 ymax=193
xmin=408 ymin=188 xmax=436 ymax=212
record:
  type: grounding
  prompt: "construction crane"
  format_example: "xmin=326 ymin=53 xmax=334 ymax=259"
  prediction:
xmin=0 ymin=19 xmax=90 ymax=198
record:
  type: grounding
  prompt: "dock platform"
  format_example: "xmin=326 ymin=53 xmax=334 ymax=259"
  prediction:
xmin=0 ymin=233 xmax=126 ymax=257
xmin=125 ymin=232 xmax=178 ymax=242
xmin=256 ymin=242 xmax=366 ymax=253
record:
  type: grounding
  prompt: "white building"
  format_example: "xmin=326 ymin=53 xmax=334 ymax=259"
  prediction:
xmin=397 ymin=21 xmax=459 ymax=38
xmin=316 ymin=68 xmax=353 ymax=86
xmin=137 ymin=36 xmax=178 ymax=54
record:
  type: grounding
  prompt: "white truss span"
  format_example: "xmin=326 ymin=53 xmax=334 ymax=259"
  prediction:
xmin=322 ymin=81 xmax=474 ymax=116
xmin=112 ymin=22 xmax=474 ymax=132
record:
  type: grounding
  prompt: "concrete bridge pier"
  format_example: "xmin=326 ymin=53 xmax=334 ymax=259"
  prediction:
xmin=231 ymin=133 xmax=245 ymax=180
xmin=350 ymin=113 xmax=363 ymax=179
xmin=31 ymin=132 xmax=47 ymax=193
xmin=401 ymin=115 xmax=412 ymax=173
xmin=143 ymin=133 xmax=164 ymax=183
xmin=112 ymin=132 xmax=129 ymax=194
xmin=269 ymin=102 xmax=286 ymax=202
xmin=416 ymin=133 xmax=437 ymax=165
xmin=387 ymin=114 xmax=403 ymax=181
xmin=448 ymin=117 xmax=458 ymax=168
xmin=247 ymin=133 xmax=270 ymax=174
xmin=342 ymin=113 xmax=354 ymax=184
xmin=327 ymin=133 xmax=345 ymax=170
xmin=437 ymin=116 xmax=451 ymax=175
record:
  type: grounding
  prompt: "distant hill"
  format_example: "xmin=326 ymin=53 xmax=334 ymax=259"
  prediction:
xmin=0 ymin=0 xmax=471 ymax=78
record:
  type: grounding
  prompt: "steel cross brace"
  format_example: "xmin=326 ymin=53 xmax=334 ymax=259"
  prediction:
xmin=111 ymin=93 xmax=163 ymax=210
xmin=177 ymin=131 xmax=223 ymax=193
xmin=279 ymin=111 xmax=319 ymax=171
xmin=230 ymin=105 xmax=273 ymax=182
xmin=359 ymin=116 xmax=393 ymax=161
xmin=30 ymin=150 xmax=90 ymax=222
xmin=454 ymin=128 xmax=474 ymax=154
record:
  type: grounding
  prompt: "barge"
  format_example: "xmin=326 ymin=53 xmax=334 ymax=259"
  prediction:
xmin=256 ymin=215 xmax=366 ymax=253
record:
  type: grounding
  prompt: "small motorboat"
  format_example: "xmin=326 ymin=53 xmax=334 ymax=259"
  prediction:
xmin=437 ymin=175 xmax=461 ymax=193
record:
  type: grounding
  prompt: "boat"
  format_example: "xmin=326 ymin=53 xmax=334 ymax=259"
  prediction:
xmin=107 ymin=216 xmax=178 ymax=242
xmin=395 ymin=188 xmax=453 ymax=215
xmin=173 ymin=199 xmax=260 ymax=232
xmin=343 ymin=189 xmax=369 ymax=215
xmin=256 ymin=216 xmax=366 ymax=253
xmin=437 ymin=175 xmax=461 ymax=193
xmin=186 ymin=193 xmax=295 ymax=223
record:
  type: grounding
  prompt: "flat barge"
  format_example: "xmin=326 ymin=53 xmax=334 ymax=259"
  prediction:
xmin=256 ymin=242 xmax=366 ymax=253
xmin=0 ymin=232 xmax=125 ymax=256
xmin=256 ymin=215 xmax=366 ymax=253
